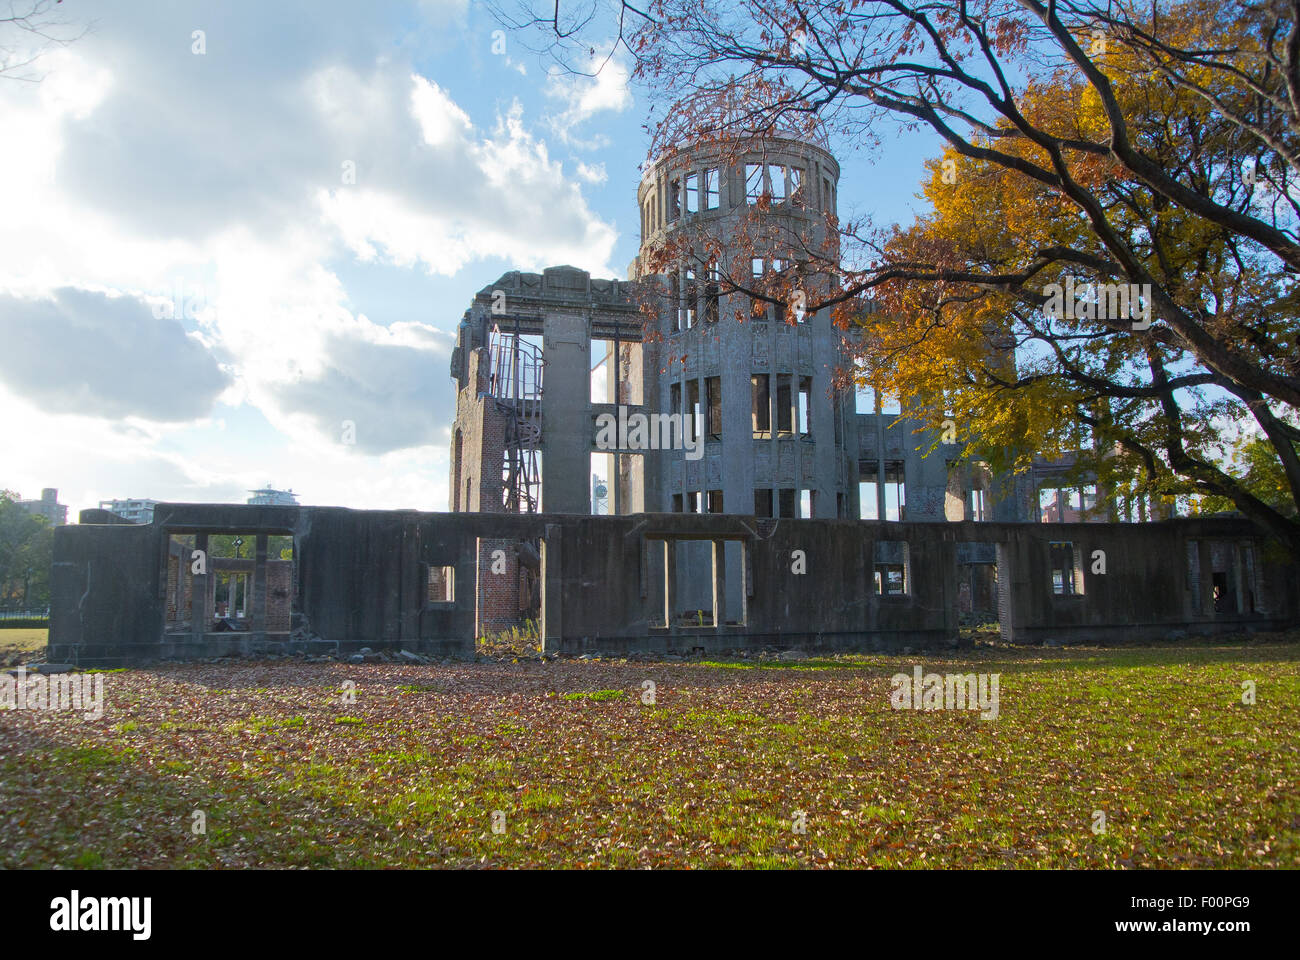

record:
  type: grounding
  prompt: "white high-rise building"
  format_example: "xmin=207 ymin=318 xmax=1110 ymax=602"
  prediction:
xmin=247 ymin=486 xmax=299 ymax=506
xmin=99 ymin=498 xmax=158 ymax=524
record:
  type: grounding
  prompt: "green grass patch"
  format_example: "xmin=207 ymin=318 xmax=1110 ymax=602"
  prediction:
xmin=560 ymin=689 xmax=626 ymax=701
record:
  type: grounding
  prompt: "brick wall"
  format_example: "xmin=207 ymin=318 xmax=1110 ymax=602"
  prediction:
xmin=266 ymin=560 xmax=292 ymax=632
xmin=475 ymin=538 xmax=537 ymax=636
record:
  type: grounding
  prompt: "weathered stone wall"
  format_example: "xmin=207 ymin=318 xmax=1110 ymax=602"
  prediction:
xmin=48 ymin=504 xmax=1300 ymax=667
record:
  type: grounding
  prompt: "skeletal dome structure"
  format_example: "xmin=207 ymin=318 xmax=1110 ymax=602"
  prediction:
xmin=632 ymin=131 xmax=854 ymax=520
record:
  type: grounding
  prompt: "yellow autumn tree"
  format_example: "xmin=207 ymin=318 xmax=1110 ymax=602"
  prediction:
xmin=498 ymin=0 xmax=1300 ymax=554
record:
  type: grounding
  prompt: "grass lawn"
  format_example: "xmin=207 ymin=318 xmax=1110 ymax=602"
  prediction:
xmin=0 ymin=628 xmax=46 ymax=667
xmin=2 ymin=638 xmax=1297 ymax=868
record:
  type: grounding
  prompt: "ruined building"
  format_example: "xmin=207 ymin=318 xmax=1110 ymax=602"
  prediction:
xmin=449 ymin=131 xmax=1033 ymax=628
xmin=48 ymin=133 xmax=1300 ymax=665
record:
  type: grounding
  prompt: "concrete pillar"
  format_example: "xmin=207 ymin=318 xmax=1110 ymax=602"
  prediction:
xmin=541 ymin=523 xmax=562 ymax=654
xmin=541 ymin=312 xmax=591 ymax=514
xmin=251 ymin=534 xmax=268 ymax=636
xmin=192 ymin=532 xmax=210 ymax=640
xmin=712 ymin=539 xmax=726 ymax=626
xmin=665 ymin=538 xmax=677 ymax=626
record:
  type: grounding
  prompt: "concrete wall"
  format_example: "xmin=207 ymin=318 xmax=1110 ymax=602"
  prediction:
xmin=48 ymin=504 xmax=1299 ymax=667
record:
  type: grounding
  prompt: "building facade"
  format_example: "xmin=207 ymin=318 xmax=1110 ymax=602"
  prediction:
xmin=247 ymin=487 xmax=300 ymax=506
xmin=18 ymin=488 xmax=68 ymax=526
xmin=99 ymin=499 xmax=159 ymax=524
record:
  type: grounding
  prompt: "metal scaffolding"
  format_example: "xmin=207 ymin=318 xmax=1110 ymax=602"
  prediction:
xmin=487 ymin=323 xmax=543 ymax=513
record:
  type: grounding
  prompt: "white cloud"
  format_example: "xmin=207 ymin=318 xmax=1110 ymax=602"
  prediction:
xmin=0 ymin=288 xmax=230 ymax=421
xmin=576 ymin=160 xmax=608 ymax=185
xmin=544 ymin=52 xmax=633 ymax=148
xmin=314 ymin=73 xmax=617 ymax=277
xmin=0 ymin=0 xmax=622 ymax=504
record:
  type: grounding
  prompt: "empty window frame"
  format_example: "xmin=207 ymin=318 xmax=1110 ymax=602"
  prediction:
xmin=672 ymin=493 xmax=683 ymax=513
xmin=707 ymin=490 xmax=724 ymax=513
xmin=427 ymin=565 xmax=454 ymax=603
xmin=751 ymin=257 xmax=764 ymax=278
xmin=788 ymin=167 xmax=804 ymax=203
xmin=674 ymin=541 xmax=716 ymax=626
xmin=776 ymin=375 xmax=794 ymax=435
xmin=668 ymin=176 xmax=681 ymax=222
xmin=706 ymin=376 xmax=722 ymax=440
xmin=669 ymin=272 xmax=683 ymax=332
xmin=590 ymin=339 xmax=611 ymax=403
xmin=777 ymin=488 xmax=796 ymax=518
xmin=591 ymin=452 xmax=613 ymax=515
xmin=875 ymin=564 xmax=907 ymax=595
xmin=1081 ymin=483 xmax=1099 ymax=517
xmin=704 ymin=266 xmax=720 ymax=323
xmin=1050 ymin=541 xmax=1083 ymax=596
xmin=767 ymin=164 xmax=786 ymax=202
xmin=688 ymin=380 xmax=702 ymax=442
xmin=746 ymin=163 xmax=764 ymax=203
xmin=670 ymin=382 xmax=682 ymax=421
xmin=751 ymin=374 xmax=771 ymax=438
xmin=883 ymin=461 xmax=906 ymax=521
xmin=800 ymin=489 xmax=813 ymax=519
xmin=859 ymin=459 xmax=879 ymax=520
xmin=969 ymin=486 xmax=988 ymax=522
xmin=754 ymin=489 xmax=773 ymax=517
xmin=797 ymin=376 xmax=812 ymax=437
xmin=874 ymin=541 xmax=909 ymax=596
xmin=1041 ymin=486 xmax=1081 ymax=521
xmin=704 ymin=168 xmax=720 ymax=209
xmin=1039 ymin=486 xmax=1059 ymax=522
xmin=653 ymin=538 xmax=746 ymax=629
xmin=685 ymin=490 xmax=700 ymax=513
xmin=685 ymin=172 xmax=699 ymax=214
xmin=685 ymin=268 xmax=697 ymax=327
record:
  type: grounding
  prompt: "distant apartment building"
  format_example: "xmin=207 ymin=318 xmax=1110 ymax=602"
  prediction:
xmin=18 ymin=488 xmax=68 ymax=526
xmin=247 ymin=486 xmax=299 ymax=506
xmin=99 ymin=498 xmax=159 ymax=524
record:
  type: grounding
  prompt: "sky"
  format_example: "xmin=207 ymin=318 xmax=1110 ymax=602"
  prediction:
xmin=0 ymin=0 xmax=944 ymax=519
